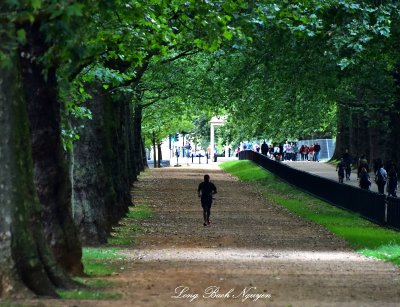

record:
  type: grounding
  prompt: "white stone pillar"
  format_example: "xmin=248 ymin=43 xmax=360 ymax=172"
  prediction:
xmin=209 ymin=116 xmax=226 ymax=162
xmin=224 ymin=145 xmax=229 ymax=158
xmin=210 ymin=124 xmax=215 ymax=161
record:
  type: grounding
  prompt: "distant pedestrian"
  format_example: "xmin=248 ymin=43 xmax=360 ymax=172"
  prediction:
xmin=342 ymin=149 xmax=353 ymax=181
xmin=336 ymin=158 xmax=346 ymax=183
xmin=292 ymin=143 xmax=299 ymax=161
xmin=359 ymin=167 xmax=371 ymax=190
xmin=282 ymin=141 xmax=288 ymax=161
xmin=373 ymin=158 xmax=383 ymax=175
xmin=273 ymin=144 xmax=281 ymax=160
xmin=185 ymin=143 xmax=192 ymax=158
xmin=261 ymin=141 xmax=268 ymax=155
xmin=357 ymin=155 xmax=369 ymax=179
xmin=235 ymin=146 xmax=240 ymax=157
xmin=185 ymin=143 xmax=192 ymax=165
xmin=268 ymin=144 xmax=274 ymax=158
xmin=300 ymin=145 xmax=305 ymax=160
xmin=213 ymin=145 xmax=218 ymax=162
xmin=309 ymin=144 xmax=314 ymax=161
xmin=314 ymin=142 xmax=321 ymax=162
xmin=197 ymin=174 xmax=217 ymax=226
xmin=375 ymin=164 xmax=388 ymax=194
xmin=286 ymin=143 xmax=293 ymax=161
xmin=304 ymin=145 xmax=309 ymax=161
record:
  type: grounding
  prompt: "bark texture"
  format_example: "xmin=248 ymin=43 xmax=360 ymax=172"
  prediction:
xmin=134 ymin=104 xmax=147 ymax=171
xmin=19 ymin=21 xmax=83 ymax=276
xmin=386 ymin=65 xmax=400 ymax=165
xmin=72 ymin=85 xmax=134 ymax=244
xmin=0 ymin=53 xmax=58 ymax=298
xmin=72 ymin=86 xmax=115 ymax=244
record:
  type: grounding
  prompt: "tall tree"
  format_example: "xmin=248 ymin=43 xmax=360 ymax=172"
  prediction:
xmin=1 ymin=0 xmax=85 ymax=280
xmin=19 ymin=18 xmax=84 ymax=275
xmin=0 ymin=49 xmax=77 ymax=299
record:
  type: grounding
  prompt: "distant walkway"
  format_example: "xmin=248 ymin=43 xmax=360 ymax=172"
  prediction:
xmin=283 ymin=161 xmax=379 ymax=193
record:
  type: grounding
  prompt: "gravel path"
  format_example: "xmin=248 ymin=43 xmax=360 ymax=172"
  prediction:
xmin=101 ymin=164 xmax=400 ymax=307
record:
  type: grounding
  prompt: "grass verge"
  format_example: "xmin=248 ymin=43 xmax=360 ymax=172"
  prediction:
xmin=57 ymin=289 xmax=121 ymax=300
xmin=57 ymin=247 xmax=126 ymax=300
xmin=108 ymin=204 xmax=152 ymax=246
xmin=220 ymin=160 xmax=400 ymax=266
xmin=60 ymin=204 xmax=153 ymax=300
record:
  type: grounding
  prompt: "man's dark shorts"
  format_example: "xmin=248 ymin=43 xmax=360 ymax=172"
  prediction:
xmin=201 ymin=199 xmax=212 ymax=208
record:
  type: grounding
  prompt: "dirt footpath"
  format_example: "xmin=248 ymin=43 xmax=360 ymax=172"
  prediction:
xmin=89 ymin=164 xmax=398 ymax=307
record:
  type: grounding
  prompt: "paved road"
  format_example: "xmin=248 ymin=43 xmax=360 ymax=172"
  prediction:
xmin=283 ymin=160 xmax=380 ymax=193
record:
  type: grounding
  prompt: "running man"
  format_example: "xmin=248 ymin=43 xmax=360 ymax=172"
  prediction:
xmin=197 ymin=174 xmax=217 ymax=226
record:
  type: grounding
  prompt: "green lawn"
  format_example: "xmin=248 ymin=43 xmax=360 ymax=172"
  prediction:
xmin=220 ymin=160 xmax=400 ymax=265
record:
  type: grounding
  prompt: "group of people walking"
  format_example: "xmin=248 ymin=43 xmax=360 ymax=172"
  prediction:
xmin=336 ymin=150 xmax=398 ymax=197
xmin=299 ymin=143 xmax=321 ymax=162
xmin=258 ymin=141 xmax=322 ymax=162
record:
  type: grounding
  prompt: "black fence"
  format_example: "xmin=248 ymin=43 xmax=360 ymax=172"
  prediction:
xmin=239 ymin=150 xmax=398 ymax=230
xmin=387 ymin=197 xmax=400 ymax=229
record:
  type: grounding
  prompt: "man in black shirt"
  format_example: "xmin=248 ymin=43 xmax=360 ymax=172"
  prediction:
xmin=314 ymin=142 xmax=321 ymax=162
xmin=261 ymin=141 xmax=268 ymax=155
xmin=197 ymin=174 xmax=217 ymax=226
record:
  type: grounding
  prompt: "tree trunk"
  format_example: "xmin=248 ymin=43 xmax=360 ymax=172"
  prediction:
xmin=0 ymin=52 xmax=59 ymax=298
xmin=152 ymin=132 xmax=157 ymax=168
xmin=134 ymin=104 xmax=147 ymax=172
xmin=105 ymin=97 xmax=131 ymax=223
xmin=141 ymin=137 xmax=149 ymax=168
xmin=72 ymin=85 xmax=115 ymax=244
xmin=332 ymin=103 xmax=351 ymax=160
xmin=72 ymin=86 xmax=134 ymax=244
xmin=19 ymin=20 xmax=83 ymax=276
xmin=386 ymin=64 xmax=400 ymax=167
xmin=127 ymin=102 xmax=137 ymax=182
xmin=157 ymin=143 xmax=162 ymax=167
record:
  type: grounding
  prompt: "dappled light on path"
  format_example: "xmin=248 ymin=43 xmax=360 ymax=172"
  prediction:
xmin=123 ymin=247 xmax=374 ymax=262
xmin=112 ymin=165 xmax=400 ymax=306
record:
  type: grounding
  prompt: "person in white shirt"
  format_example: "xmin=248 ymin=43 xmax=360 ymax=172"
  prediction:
xmin=375 ymin=164 xmax=388 ymax=194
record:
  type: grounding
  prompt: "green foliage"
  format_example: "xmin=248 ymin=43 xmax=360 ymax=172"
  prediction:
xmin=3 ymin=0 xmax=400 ymax=149
xmin=55 ymin=0 xmax=251 ymax=148
xmin=221 ymin=160 xmax=400 ymax=266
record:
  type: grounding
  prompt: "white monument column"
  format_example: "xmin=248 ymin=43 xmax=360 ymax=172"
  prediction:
xmin=209 ymin=116 xmax=226 ymax=162
xmin=224 ymin=145 xmax=229 ymax=158
xmin=210 ymin=124 xmax=215 ymax=160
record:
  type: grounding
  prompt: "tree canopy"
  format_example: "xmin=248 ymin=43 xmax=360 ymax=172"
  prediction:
xmin=2 ymin=0 xmax=400 ymax=298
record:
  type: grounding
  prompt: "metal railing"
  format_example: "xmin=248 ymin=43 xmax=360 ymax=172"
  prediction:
xmin=239 ymin=150 xmax=397 ymax=230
